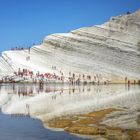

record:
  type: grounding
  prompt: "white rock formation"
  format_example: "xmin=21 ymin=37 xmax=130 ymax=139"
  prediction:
xmin=0 ymin=9 xmax=140 ymax=83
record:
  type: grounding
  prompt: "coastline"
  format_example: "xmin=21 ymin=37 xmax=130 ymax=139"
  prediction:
xmin=42 ymin=108 xmax=140 ymax=140
xmin=0 ymin=83 xmax=140 ymax=140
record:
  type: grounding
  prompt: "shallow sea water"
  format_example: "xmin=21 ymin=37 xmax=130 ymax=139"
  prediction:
xmin=0 ymin=83 xmax=140 ymax=140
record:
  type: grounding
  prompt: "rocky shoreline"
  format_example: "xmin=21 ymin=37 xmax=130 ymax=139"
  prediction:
xmin=43 ymin=108 xmax=140 ymax=140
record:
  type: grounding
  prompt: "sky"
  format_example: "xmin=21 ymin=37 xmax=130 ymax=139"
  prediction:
xmin=0 ymin=0 xmax=140 ymax=52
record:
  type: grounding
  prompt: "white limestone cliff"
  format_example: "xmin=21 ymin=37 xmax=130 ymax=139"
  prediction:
xmin=0 ymin=9 xmax=140 ymax=83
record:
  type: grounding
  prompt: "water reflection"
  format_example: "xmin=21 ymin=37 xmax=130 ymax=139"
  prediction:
xmin=0 ymin=83 xmax=140 ymax=121
xmin=0 ymin=83 xmax=96 ymax=97
xmin=0 ymin=83 xmax=139 ymax=99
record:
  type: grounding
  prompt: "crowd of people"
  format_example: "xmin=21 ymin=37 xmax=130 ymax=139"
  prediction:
xmin=1 ymin=66 xmax=140 ymax=86
xmin=12 ymin=67 xmax=106 ymax=85
xmin=11 ymin=47 xmax=30 ymax=51
xmin=13 ymin=68 xmax=65 ymax=83
xmin=68 ymin=72 xmax=104 ymax=85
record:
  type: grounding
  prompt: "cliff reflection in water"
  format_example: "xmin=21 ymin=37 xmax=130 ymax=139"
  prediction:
xmin=0 ymin=83 xmax=140 ymax=130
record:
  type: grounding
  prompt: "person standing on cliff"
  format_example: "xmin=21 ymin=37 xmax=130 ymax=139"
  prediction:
xmin=28 ymin=47 xmax=31 ymax=54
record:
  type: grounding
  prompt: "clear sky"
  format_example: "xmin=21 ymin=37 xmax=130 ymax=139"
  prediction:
xmin=0 ymin=0 xmax=140 ymax=52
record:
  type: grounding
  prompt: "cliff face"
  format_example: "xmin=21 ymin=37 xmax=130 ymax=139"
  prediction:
xmin=0 ymin=9 xmax=140 ymax=83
